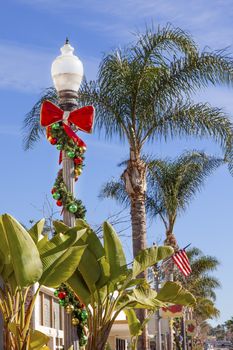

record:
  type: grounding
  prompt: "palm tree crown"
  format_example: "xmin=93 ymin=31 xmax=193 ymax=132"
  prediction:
xmin=177 ymin=247 xmax=221 ymax=321
xmin=24 ymin=25 xmax=233 ymax=160
xmin=146 ymin=151 xmax=225 ymax=233
xmin=100 ymin=150 xmax=224 ymax=240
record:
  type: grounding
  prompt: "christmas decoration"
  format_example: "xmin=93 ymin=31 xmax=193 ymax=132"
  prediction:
xmin=40 ymin=101 xmax=94 ymax=219
xmin=41 ymin=100 xmax=94 ymax=184
xmin=54 ymin=284 xmax=88 ymax=346
xmin=52 ymin=192 xmax=61 ymax=200
xmin=50 ymin=138 xmax=57 ymax=145
xmin=68 ymin=203 xmax=78 ymax=213
xmin=74 ymin=157 xmax=83 ymax=165
xmin=67 ymin=151 xmax=76 ymax=158
xmin=72 ymin=318 xmax=80 ymax=326
xmin=65 ymin=304 xmax=74 ymax=314
xmin=58 ymin=291 xmax=66 ymax=299
xmin=51 ymin=170 xmax=86 ymax=219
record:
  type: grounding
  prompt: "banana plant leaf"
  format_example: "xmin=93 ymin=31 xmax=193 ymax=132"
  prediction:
xmin=96 ymin=256 xmax=110 ymax=289
xmin=76 ymin=220 xmax=106 ymax=260
xmin=77 ymin=247 xmax=101 ymax=293
xmin=117 ymin=293 xmax=165 ymax=311
xmin=39 ymin=230 xmax=86 ymax=278
xmin=28 ymin=219 xmax=45 ymax=244
xmin=124 ymin=309 xmax=142 ymax=337
xmin=0 ymin=214 xmax=43 ymax=287
xmin=157 ymin=281 xmax=196 ymax=305
xmin=40 ymin=246 xmax=87 ymax=288
xmin=29 ymin=329 xmax=50 ymax=350
xmin=132 ymin=246 xmax=173 ymax=278
xmin=53 ymin=220 xmax=69 ymax=234
xmin=68 ymin=270 xmax=91 ymax=305
xmin=103 ymin=221 xmax=127 ymax=279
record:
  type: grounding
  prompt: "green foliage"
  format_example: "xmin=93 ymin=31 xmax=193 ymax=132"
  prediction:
xmin=0 ymin=214 xmax=43 ymax=288
xmin=146 ymin=151 xmax=225 ymax=228
xmin=132 ymin=246 xmax=173 ymax=278
xmin=0 ymin=214 xmax=87 ymax=350
xmin=64 ymin=219 xmax=195 ymax=350
xmin=176 ymin=247 xmax=220 ymax=321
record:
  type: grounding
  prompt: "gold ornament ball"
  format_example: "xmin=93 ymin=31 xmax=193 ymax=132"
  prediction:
xmin=71 ymin=318 xmax=79 ymax=326
xmin=65 ymin=304 xmax=74 ymax=314
xmin=80 ymin=146 xmax=86 ymax=154
xmin=75 ymin=168 xmax=82 ymax=176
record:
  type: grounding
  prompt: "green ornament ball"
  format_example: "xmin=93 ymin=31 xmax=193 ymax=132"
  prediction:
xmin=56 ymin=144 xmax=62 ymax=150
xmin=59 ymin=299 xmax=65 ymax=306
xmin=81 ymin=310 xmax=88 ymax=320
xmin=51 ymin=122 xmax=60 ymax=130
xmin=68 ymin=203 xmax=78 ymax=213
xmin=54 ymin=290 xmax=59 ymax=297
xmin=67 ymin=151 xmax=75 ymax=158
xmin=53 ymin=192 xmax=61 ymax=200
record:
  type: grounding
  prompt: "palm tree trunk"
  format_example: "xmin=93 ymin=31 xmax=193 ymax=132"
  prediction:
xmin=122 ymin=150 xmax=149 ymax=350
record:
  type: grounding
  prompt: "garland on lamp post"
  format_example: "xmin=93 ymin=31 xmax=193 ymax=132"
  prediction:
xmin=47 ymin=121 xmax=86 ymax=218
xmin=54 ymin=284 xmax=89 ymax=347
xmin=46 ymin=120 xmax=88 ymax=342
xmin=51 ymin=169 xmax=86 ymax=218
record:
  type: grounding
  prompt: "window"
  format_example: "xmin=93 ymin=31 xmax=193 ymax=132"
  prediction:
xmin=54 ymin=299 xmax=61 ymax=330
xmin=116 ymin=338 xmax=126 ymax=350
xmin=56 ymin=337 xmax=64 ymax=349
xmin=44 ymin=294 xmax=52 ymax=327
xmin=39 ymin=290 xmax=64 ymax=330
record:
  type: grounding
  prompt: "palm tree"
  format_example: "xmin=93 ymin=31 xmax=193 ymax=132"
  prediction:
xmin=100 ymin=151 xmax=223 ymax=349
xmin=23 ymin=25 xmax=233 ymax=349
xmin=174 ymin=247 xmax=220 ymax=348
xmin=176 ymin=247 xmax=220 ymax=316
xmin=101 ymin=151 xmax=225 ymax=248
xmin=146 ymin=151 xmax=225 ymax=248
xmin=180 ymin=247 xmax=220 ymax=299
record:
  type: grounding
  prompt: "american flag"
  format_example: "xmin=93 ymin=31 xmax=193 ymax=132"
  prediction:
xmin=172 ymin=249 xmax=191 ymax=277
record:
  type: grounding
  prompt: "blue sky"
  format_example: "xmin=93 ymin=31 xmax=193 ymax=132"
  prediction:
xmin=1 ymin=0 xmax=233 ymax=325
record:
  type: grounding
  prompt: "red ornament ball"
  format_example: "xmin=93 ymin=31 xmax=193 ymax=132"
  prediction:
xmin=51 ymin=188 xmax=56 ymax=194
xmin=58 ymin=291 xmax=67 ymax=299
xmin=56 ymin=200 xmax=63 ymax=207
xmin=50 ymin=138 xmax=57 ymax=145
xmin=74 ymin=157 xmax=83 ymax=165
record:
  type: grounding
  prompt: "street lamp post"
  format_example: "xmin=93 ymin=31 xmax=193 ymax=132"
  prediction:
xmin=51 ymin=39 xmax=84 ymax=227
xmin=51 ymin=39 xmax=84 ymax=349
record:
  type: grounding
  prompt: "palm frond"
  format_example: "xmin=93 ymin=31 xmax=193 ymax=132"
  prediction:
xmin=99 ymin=179 xmax=129 ymax=207
xmin=146 ymin=150 xmax=224 ymax=221
xmin=133 ymin=24 xmax=198 ymax=65
xmin=195 ymin=297 xmax=220 ymax=320
xmin=22 ymin=87 xmax=57 ymax=150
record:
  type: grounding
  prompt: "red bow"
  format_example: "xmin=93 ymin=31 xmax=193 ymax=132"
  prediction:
xmin=40 ymin=100 xmax=95 ymax=163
